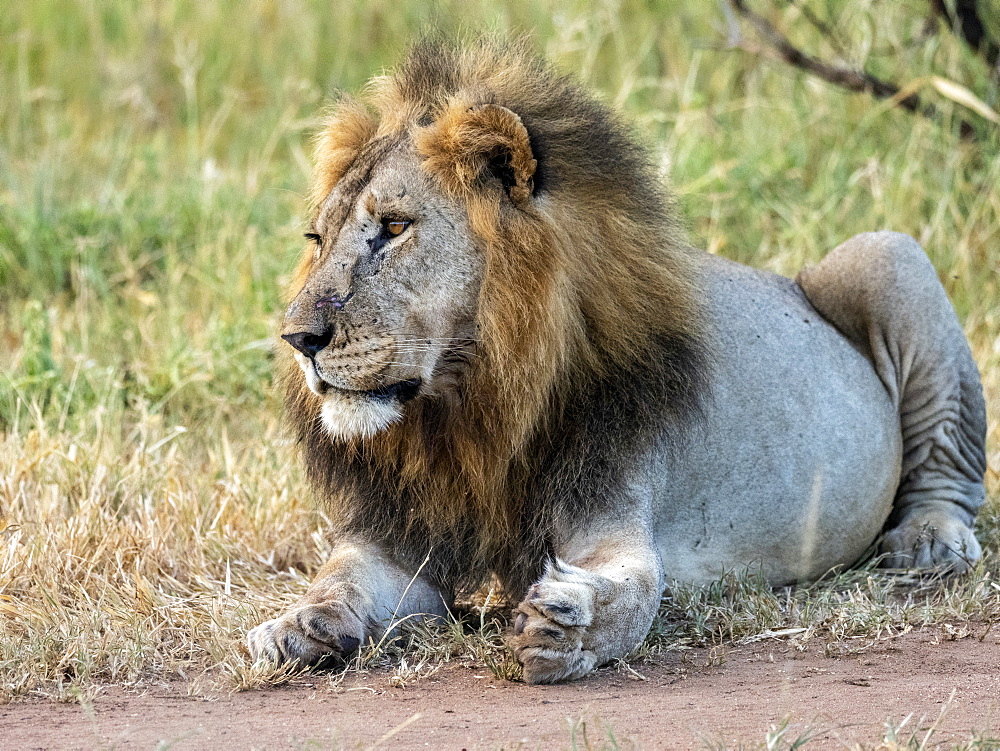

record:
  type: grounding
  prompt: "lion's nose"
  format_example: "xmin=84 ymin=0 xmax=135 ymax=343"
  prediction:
xmin=281 ymin=329 xmax=333 ymax=358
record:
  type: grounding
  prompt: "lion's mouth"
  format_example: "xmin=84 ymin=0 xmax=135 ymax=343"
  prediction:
xmin=303 ymin=356 xmax=422 ymax=404
xmin=341 ymin=378 xmax=422 ymax=404
xmin=311 ymin=367 xmax=421 ymax=405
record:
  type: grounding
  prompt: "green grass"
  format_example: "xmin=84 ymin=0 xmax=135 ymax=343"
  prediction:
xmin=1 ymin=0 xmax=998 ymax=705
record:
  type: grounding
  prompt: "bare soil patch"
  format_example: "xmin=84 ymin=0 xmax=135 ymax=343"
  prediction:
xmin=2 ymin=629 xmax=999 ymax=750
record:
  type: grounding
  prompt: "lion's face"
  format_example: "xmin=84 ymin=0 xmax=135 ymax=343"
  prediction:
xmin=282 ymin=139 xmax=482 ymax=440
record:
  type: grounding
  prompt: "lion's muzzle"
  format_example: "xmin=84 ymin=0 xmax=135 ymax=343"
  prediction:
xmin=282 ymin=316 xmax=425 ymax=439
xmin=282 ymin=316 xmax=407 ymax=389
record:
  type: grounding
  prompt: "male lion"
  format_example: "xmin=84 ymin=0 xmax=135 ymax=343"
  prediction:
xmin=248 ymin=40 xmax=987 ymax=684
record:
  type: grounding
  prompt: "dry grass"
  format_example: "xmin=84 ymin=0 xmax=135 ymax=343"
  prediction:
xmin=1 ymin=0 xmax=999 ymax=706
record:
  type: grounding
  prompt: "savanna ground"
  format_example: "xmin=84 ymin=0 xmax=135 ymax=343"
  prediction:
xmin=1 ymin=1 xmax=1000 ymax=748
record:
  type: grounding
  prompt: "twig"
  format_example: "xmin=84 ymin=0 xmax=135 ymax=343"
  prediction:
xmin=928 ymin=0 xmax=1000 ymax=74
xmin=728 ymin=0 xmax=922 ymax=111
xmin=726 ymin=0 xmax=978 ymax=137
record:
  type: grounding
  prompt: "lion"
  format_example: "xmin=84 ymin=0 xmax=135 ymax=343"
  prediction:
xmin=247 ymin=39 xmax=987 ymax=684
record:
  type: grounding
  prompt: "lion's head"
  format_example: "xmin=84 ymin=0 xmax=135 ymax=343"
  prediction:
xmin=282 ymin=39 xmax=706 ymax=593
xmin=282 ymin=137 xmax=482 ymax=440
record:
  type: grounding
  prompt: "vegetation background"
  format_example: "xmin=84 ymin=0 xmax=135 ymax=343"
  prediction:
xmin=1 ymin=0 xmax=998 ymax=711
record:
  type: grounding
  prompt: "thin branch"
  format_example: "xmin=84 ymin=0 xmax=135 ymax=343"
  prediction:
xmin=928 ymin=0 xmax=999 ymax=74
xmin=726 ymin=0 xmax=979 ymax=137
xmin=728 ymin=0 xmax=923 ymax=111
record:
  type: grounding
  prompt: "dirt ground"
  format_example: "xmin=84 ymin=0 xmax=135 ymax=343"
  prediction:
xmin=3 ymin=629 xmax=999 ymax=750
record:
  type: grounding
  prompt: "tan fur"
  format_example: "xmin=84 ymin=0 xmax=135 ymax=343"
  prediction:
xmin=283 ymin=40 xmax=703 ymax=584
xmin=287 ymin=97 xmax=378 ymax=299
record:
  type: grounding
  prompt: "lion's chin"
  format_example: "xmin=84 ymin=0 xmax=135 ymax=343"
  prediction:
xmin=320 ymin=391 xmax=403 ymax=441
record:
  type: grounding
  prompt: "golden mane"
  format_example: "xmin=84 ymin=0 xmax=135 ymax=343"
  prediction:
xmin=284 ymin=38 xmax=706 ymax=596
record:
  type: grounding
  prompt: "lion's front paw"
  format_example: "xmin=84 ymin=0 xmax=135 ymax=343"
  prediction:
xmin=247 ymin=601 xmax=369 ymax=667
xmin=880 ymin=510 xmax=981 ymax=573
xmin=509 ymin=564 xmax=598 ymax=684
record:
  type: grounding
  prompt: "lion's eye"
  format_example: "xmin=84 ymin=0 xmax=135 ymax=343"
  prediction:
xmin=384 ymin=220 xmax=411 ymax=237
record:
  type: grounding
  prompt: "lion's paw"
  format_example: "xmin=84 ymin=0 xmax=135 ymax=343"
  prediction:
xmin=879 ymin=510 xmax=981 ymax=573
xmin=247 ymin=601 xmax=369 ymax=667
xmin=509 ymin=561 xmax=599 ymax=684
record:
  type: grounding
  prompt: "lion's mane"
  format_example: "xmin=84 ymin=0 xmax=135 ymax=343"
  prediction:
xmin=284 ymin=39 xmax=708 ymax=597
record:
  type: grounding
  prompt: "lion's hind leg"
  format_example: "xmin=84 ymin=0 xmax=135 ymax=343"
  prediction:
xmin=797 ymin=231 xmax=987 ymax=572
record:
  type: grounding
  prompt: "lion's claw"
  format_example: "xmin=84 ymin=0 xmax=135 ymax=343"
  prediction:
xmin=509 ymin=568 xmax=599 ymax=683
xmin=247 ymin=601 xmax=368 ymax=667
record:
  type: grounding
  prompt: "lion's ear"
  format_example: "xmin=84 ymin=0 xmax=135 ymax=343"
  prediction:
xmin=416 ymin=103 xmax=537 ymax=207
